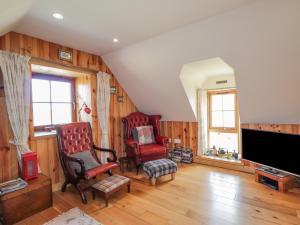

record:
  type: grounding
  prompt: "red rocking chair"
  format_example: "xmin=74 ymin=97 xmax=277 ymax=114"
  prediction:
xmin=56 ymin=122 xmax=119 ymax=204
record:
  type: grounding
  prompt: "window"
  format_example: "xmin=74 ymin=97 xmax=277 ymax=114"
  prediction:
xmin=31 ymin=74 xmax=75 ymax=130
xmin=208 ymin=89 xmax=239 ymax=153
xmin=209 ymin=91 xmax=237 ymax=130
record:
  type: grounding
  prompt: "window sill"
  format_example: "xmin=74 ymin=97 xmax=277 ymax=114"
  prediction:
xmin=32 ymin=131 xmax=57 ymax=139
xmin=194 ymin=155 xmax=255 ymax=174
xmin=200 ymin=155 xmax=241 ymax=164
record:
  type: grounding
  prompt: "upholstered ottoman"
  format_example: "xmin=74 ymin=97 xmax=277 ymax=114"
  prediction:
xmin=91 ymin=175 xmax=131 ymax=207
xmin=143 ymin=159 xmax=177 ymax=185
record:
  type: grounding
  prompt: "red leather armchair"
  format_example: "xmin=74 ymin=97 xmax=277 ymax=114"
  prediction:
xmin=56 ymin=122 xmax=119 ymax=204
xmin=122 ymin=112 xmax=168 ymax=173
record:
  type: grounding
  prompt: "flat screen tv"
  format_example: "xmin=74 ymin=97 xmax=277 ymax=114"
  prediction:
xmin=242 ymin=128 xmax=300 ymax=176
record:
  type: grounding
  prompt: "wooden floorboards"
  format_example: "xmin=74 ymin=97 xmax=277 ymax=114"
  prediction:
xmin=16 ymin=164 xmax=300 ymax=225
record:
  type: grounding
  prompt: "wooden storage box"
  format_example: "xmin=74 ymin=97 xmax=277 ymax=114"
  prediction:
xmin=0 ymin=174 xmax=52 ymax=225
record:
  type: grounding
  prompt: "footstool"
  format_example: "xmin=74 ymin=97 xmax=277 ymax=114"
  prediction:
xmin=143 ymin=159 xmax=177 ymax=185
xmin=91 ymin=174 xmax=131 ymax=207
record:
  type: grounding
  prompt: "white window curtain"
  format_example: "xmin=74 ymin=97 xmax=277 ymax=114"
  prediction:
xmin=197 ymin=88 xmax=208 ymax=155
xmin=0 ymin=51 xmax=32 ymax=167
xmin=96 ymin=71 xmax=111 ymax=164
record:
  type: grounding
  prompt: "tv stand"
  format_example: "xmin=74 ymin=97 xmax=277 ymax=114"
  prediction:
xmin=255 ymin=167 xmax=295 ymax=192
xmin=260 ymin=166 xmax=280 ymax=175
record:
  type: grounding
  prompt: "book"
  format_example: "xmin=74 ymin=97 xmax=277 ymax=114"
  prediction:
xmin=171 ymin=147 xmax=193 ymax=163
xmin=0 ymin=178 xmax=28 ymax=196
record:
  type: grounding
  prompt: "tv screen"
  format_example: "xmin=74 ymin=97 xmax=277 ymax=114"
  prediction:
xmin=242 ymin=128 xmax=300 ymax=176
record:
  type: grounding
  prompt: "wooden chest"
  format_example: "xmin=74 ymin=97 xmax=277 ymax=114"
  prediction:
xmin=0 ymin=174 xmax=52 ymax=225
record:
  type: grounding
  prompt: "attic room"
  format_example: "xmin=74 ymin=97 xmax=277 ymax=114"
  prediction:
xmin=0 ymin=0 xmax=300 ymax=225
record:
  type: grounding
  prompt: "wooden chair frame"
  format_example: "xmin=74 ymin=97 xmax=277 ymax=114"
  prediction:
xmin=56 ymin=122 xmax=117 ymax=204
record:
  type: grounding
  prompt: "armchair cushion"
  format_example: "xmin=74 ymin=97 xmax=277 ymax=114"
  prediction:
xmin=70 ymin=151 xmax=100 ymax=173
xmin=139 ymin=144 xmax=167 ymax=162
xmin=132 ymin=125 xmax=156 ymax=145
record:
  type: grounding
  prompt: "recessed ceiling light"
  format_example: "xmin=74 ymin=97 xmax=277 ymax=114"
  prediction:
xmin=52 ymin=13 xmax=64 ymax=20
xmin=113 ymin=38 xmax=119 ymax=43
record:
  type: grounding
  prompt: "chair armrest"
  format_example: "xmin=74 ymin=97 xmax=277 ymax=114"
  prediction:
xmin=93 ymin=145 xmax=117 ymax=162
xmin=126 ymin=139 xmax=139 ymax=148
xmin=125 ymin=138 xmax=140 ymax=155
xmin=63 ymin=153 xmax=86 ymax=177
xmin=156 ymin=135 xmax=169 ymax=146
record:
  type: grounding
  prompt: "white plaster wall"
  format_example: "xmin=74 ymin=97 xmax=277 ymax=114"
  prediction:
xmin=203 ymin=75 xmax=236 ymax=90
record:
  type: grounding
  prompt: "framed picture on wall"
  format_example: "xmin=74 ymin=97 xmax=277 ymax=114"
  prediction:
xmin=117 ymin=96 xmax=124 ymax=103
xmin=110 ymin=86 xmax=117 ymax=94
xmin=58 ymin=49 xmax=73 ymax=62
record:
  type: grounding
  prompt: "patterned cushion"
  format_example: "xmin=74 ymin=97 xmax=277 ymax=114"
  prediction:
xmin=132 ymin=125 xmax=155 ymax=145
xmin=143 ymin=159 xmax=177 ymax=178
xmin=70 ymin=151 xmax=100 ymax=173
xmin=92 ymin=175 xmax=130 ymax=193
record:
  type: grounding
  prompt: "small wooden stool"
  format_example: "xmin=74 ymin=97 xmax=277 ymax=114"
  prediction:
xmin=91 ymin=175 xmax=131 ymax=207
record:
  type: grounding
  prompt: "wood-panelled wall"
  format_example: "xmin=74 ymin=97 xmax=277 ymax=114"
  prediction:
xmin=0 ymin=32 xmax=137 ymax=186
xmin=241 ymin=123 xmax=300 ymax=134
xmin=159 ymin=121 xmax=198 ymax=156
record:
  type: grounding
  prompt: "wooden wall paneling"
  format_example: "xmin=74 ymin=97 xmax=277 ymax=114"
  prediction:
xmin=159 ymin=121 xmax=198 ymax=156
xmin=90 ymin=75 xmax=99 ymax=145
xmin=47 ymin=137 xmax=60 ymax=185
xmin=241 ymin=123 xmax=300 ymax=134
xmin=0 ymin=31 xmax=137 ymax=186
xmin=109 ymin=76 xmax=117 ymax=152
xmin=0 ymin=91 xmax=18 ymax=182
xmin=191 ymin=122 xmax=198 ymax=153
xmin=108 ymin=76 xmax=137 ymax=157
xmin=75 ymin=74 xmax=92 ymax=124
xmin=0 ymin=32 xmax=103 ymax=72
xmin=29 ymin=136 xmax=63 ymax=190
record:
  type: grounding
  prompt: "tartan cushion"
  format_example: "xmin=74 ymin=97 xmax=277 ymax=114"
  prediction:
xmin=92 ymin=175 xmax=130 ymax=193
xmin=70 ymin=151 xmax=100 ymax=173
xmin=143 ymin=159 xmax=177 ymax=178
xmin=132 ymin=125 xmax=155 ymax=145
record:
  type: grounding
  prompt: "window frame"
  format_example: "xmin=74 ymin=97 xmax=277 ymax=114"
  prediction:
xmin=31 ymin=73 xmax=76 ymax=131
xmin=207 ymin=89 xmax=239 ymax=133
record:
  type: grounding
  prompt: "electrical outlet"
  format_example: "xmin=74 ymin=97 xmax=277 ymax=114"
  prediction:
xmin=168 ymin=138 xmax=172 ymax=143
xmin=174 ymin=138 xmax=181 ymax=144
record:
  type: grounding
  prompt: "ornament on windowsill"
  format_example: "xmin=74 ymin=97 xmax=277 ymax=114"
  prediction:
xmin=78 ymin=102 xmax=91 ymax=121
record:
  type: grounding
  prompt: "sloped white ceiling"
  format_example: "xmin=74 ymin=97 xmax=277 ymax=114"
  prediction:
xmin=13 ymin=0 xmax=253 ymax=54
xmin=103 ymin=0 xmax=300 ymax=123
xmin=0 ymin=0 xmax=36 ymax=35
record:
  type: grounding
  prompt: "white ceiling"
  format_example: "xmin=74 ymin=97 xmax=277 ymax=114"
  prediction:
xmin=181 ymin=58 xmax=234 ymax=89
xmin=12 ymin=0 xmax=253 ymax=54
xmin=0 ymin=0 xmax=36 ymax=35
xmin=104 ymin=0 xmax=300 ymax=123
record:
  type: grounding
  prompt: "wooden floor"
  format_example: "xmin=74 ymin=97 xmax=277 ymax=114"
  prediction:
xmin=16 ymin=164 xmax=300 ymax=225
